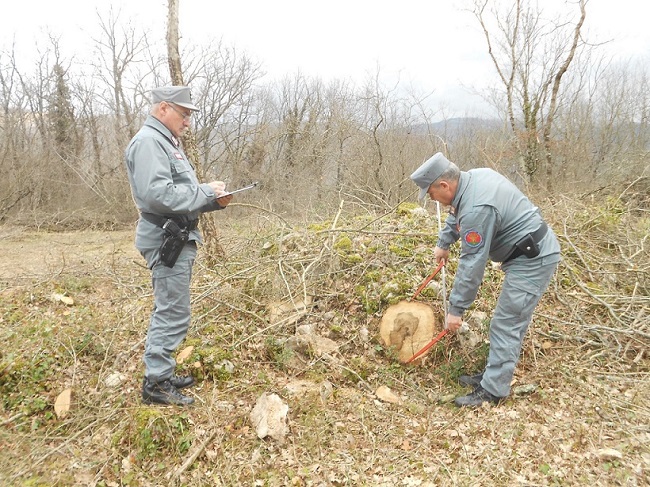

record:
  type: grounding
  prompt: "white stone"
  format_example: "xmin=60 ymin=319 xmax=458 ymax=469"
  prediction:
xmin=250 ymin=393 xmax=289 ymax=441
xmin=104 ymin=372 xmax=126 ymax=388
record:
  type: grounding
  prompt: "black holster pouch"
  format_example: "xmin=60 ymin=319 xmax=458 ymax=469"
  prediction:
xmin=513 ymin=232 xmax=541 ymax=259
xmin=504 ymin=222 xmax=548 ymax=263
xmin=159 ymin=219 xmax=189 ymax=268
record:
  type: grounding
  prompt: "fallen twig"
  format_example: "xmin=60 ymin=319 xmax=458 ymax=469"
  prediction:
xmin=170 ymin=428 xmax=221 ymax=484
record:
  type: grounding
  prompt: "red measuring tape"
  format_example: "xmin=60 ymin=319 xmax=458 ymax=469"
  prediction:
xmin=412 ymin=260 xmax=445 ymax=300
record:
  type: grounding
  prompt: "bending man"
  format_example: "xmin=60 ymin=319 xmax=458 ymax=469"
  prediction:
xmin=410 ymin=152 xmax=560 ymax=407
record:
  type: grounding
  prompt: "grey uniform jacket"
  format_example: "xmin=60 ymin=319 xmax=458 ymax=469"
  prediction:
xmin=437 ymin=168 xmax=561 ymax=316
xmin=124 ymin=115 xmax=223 ymax=251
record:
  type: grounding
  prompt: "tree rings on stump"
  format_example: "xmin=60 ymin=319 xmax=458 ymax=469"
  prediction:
xmin=379 ymin=300 xmax=440 ymax=363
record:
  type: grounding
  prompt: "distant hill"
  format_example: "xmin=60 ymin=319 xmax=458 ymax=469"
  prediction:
xmin=412 ymin=117 xmax=503 ymax=136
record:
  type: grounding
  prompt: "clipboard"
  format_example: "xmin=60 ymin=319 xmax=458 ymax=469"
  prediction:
xmin=221 ymin=181 xmax=259 ymax=197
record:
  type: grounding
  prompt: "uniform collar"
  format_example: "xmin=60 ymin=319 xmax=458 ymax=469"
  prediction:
xmin=145 ymin=115 xmax=179 ymax=147
xmin=450 ymin=171 xmax=471 ymax=215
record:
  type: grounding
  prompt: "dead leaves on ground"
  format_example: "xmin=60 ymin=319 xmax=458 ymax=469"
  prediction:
xmin=51 ymin=292 xmax=74 ymax=306
xmin=54 ymin=388 xmax=72 ymax=419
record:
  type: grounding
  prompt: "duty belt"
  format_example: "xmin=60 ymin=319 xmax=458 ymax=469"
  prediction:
xmin=139 ymin=212 xmax=199 ymax=231
xmin=504 ymin=222 xmax=548 ymax=262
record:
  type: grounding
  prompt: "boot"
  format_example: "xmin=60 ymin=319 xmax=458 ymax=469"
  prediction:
xmin=170 ymin=374 xmax=195 ymax=390
xmin=454 ymin=385 xmax=504 ymax=407
xmin=458 ymin=371 xmax=484 ymax=388
xmin=142 ymin=378 xmax=194 ymax=406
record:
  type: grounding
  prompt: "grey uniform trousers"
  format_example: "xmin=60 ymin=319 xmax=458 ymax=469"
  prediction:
xmin=140 ymin=241 xmax=197 ymax=383
xmin=480 ymin=250 xmax=559 ymax=398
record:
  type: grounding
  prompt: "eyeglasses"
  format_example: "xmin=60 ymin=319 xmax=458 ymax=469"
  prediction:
xmin=166 ymin=103 xmax=192 ymax=121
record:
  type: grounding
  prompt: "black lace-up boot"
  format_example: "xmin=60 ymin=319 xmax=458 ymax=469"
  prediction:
xmin=142 ymin=378 xmax=194 ymax=406
xmin=454 ymin=385 xmax=504 ymax=407
xmin=458 ymin=371 xmax=484 ymax=388
xmin=170 ymin=375 xmax=195 ymax=389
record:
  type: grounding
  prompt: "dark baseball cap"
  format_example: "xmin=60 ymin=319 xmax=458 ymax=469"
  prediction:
xmin=151 ymin=86 xmax=199 ymax=111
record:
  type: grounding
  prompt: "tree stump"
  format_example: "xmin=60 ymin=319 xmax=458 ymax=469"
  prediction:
xmin=379 ymin=300 xmax=440 ymax=363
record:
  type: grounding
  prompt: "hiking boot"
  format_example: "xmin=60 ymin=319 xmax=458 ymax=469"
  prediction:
xmin=142 ymin=378 xmax=195 ymax=406
xmin=454 ymin=385 xmax=504 ymax=407
xmin=458 ymin=372 xmax=484 ymax=388
xmin=170 ymin=374 xmax=195 ymax=390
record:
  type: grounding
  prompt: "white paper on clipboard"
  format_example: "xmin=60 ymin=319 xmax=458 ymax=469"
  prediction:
xmin=221 ymin=181 xmax=259 ymax=197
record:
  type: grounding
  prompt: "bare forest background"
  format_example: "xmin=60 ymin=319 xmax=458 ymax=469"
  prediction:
xmin=1 ymin=2 xmax=650 ymax=484
xmin=1 ymin=0 xmax=649 ymax=230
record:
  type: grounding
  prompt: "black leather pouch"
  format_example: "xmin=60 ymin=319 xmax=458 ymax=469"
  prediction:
xmin=513 ymin=232 xmax=540 ymax=259
xmin=159 ymin=220 xmax=189 ymax=268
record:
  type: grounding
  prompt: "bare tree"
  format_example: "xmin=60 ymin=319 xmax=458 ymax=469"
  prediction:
xmin=15 ymin=35 xmax=84 ymax=210
xmin=166 ymin=0 xmax=223 ymax=259
xmin=359 ymin=70 xmax=390 ymax=197
xmin=186 ymin=42 xmax=263 ymax=181
xmin=0 ymin=44 xmax=32 ymax=218
xmin=254 ymin=73 xmax=330 ymax=212
xmin=353 ymin=68 xmax=436 ymax=209
xmin=319 ymin=79 xmax=359 ymax=194
xmin=473 ymin=0 xmax=587 ymax=186
xmin=92 ymin=7 xmax=154 ymax=148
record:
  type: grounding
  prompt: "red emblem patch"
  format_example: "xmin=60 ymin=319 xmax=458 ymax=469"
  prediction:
xmin=464 ymin=230 xmax=483 ymax=247
xmin=174 ymin=152 xmax=184 ymax=160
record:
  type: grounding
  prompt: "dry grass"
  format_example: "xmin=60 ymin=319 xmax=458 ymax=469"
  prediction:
xmin=0 ymin=186 xmax=648 ymax=486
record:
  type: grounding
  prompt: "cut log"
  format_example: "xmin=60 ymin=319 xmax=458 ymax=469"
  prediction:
xmin=379 ymin=300 xmax=440 ymax=363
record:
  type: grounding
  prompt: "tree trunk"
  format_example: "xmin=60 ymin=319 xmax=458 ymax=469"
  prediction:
xmin=166 ymin=0 xmax=224 ymax=261
xmin=542 ymin=0 xmax=586 ymax=189
xmin=474 ymin=0 xmax=588 ymax=188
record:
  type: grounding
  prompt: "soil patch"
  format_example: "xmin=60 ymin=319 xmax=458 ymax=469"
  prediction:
xmin=0 ymin=226 xmax=140 ymax=284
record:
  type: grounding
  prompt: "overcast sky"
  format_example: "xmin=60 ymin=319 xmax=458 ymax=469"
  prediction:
xmin=4 ymin=0 xmax=650 ymax=118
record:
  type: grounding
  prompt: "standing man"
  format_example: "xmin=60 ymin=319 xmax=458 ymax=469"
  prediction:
xmin=125 ymin=86 xmax=233 ymax=406
xmin=410 ymin=152 xmax=560 ymax=407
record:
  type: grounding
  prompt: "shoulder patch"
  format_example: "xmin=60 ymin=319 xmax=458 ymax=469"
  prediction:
xmin=464 ymin=230 xmax=483 ymax=248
